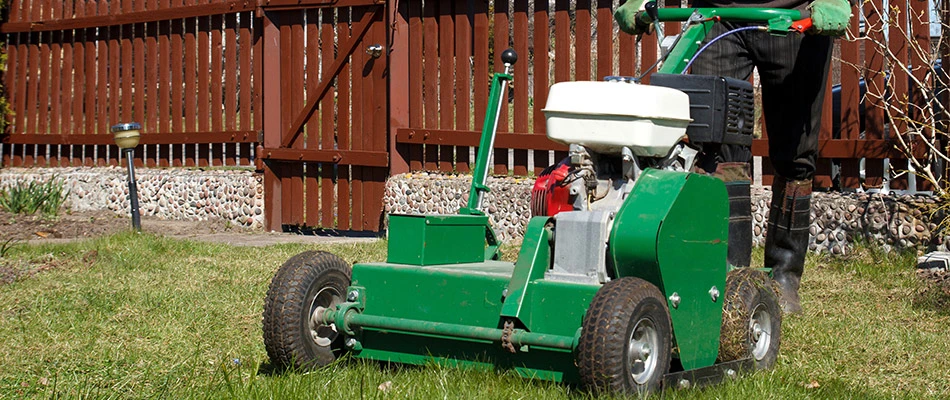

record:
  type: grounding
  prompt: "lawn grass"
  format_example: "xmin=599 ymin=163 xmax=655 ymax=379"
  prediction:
xmin=1 ymin=234 xmax=948 ymax=399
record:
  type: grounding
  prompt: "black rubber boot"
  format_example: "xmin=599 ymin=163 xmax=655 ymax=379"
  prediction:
xmin=714 ymin=162 xmax=752 ymax=269
xmin=764 ymin=177 xmax=812 ymax=315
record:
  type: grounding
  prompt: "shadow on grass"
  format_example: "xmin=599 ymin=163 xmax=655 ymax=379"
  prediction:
xmin=912 ymin=273 xmax=950 ymax=316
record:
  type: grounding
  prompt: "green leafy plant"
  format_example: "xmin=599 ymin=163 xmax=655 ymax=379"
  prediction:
xmin=0 ymin=177 xmax=68 ymax=216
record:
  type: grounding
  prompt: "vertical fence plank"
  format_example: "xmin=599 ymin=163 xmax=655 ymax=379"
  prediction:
xmin=863 ymin=0 xmax=886 ymax=188
xmin=71 ymin=20 xmax=85 ymax=165
xmin=910 ymin=0 xmax=933 ymax=190
xmin=839 ymin=13 xmax=861 ymax=189
xmin=105 ymin=2 xmax=118 ymax=166
xmin=50 ymin=30 xmax=63 ymax=165
xmin=7 ymin=34 xmax=22 ymax=165
xmin=108 ymin=24 xmax=121 ymax=166
xmin=144 ymin=1 xmax=159 ymax=167
xmin=37 ymin=30 xmax=51 ymax=165
xmin=362 ymin=6 xmax=379 ymax=230
xmin=493 ymin=0 xmax=510 ymax=175
xmin=198 ymin=15 xmax=211 ymax=134
xmin=210 ymin=14 xmax=223 ymax=166
xmin=350 ymin=7 xmax=365 ymax=231
xmin=305 ymin=9 xmax=320 ymax=227
xmin=511 ymin=0 xmax=529 ymax=176
xmin=575 ymin=0 xmax=591 ymax=82
xmin=60 ymin=29 xmax=74 ymax=151
xmin=262 ymin=10 xmax=282 ymax=232
xmin=171 ymin=13 xmax=185 ymax=165
xmin=48 ymin=2 xmax=63 ymax=164
xmin=320 ymin=8 xmax=336 ymax=228
xmin=595 ymin=0 xmax=612 ymax=80
xmin=158 ymin=0 xmax=172 ymax=166
xmin=371 ymin=8 xmax=388 ymax=232
xmin=887 ymin=0 xmax=909 ymax=190
xmin=223 ymin=13 xmax=238 ymax=165
xmin=422 ymin=0 xmax=438 ymax=171
xmin=554 ymin=0 xmax=569 ymax=83
xmin=407 ymin=0 xmax=424 ymax=171
xmin=532 ymin=0 xmax=550 ymax=173
xmin=336 ymin=8 xmax=352 ymax=230
xmin=23 ymin=31 xmax=38 ymax=166
xmin=454 ymin=0 xmax=472 ymax=173
xmin=438 ymin=0 xmax=455 ymax=173
xmin=184 ymin=10 xmax=199 ymax=166
xmin=240 ymin=10 xmax=254 ymax=166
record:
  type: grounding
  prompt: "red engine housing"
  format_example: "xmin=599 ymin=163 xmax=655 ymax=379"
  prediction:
xmin=530 ymin=163 xmax=575 ymax=217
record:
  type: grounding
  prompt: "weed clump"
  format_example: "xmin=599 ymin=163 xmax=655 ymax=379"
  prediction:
xmin=0 ymin=178 xmax=68 ymax=217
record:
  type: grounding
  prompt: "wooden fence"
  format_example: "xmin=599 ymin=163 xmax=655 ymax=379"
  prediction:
xmin=0 ymin=1 xmax=260 ymax=168
xmin=1 ymin=0 xmax=946 ymax=231
xmin=389 ymin=0 xmax=945 ymax=191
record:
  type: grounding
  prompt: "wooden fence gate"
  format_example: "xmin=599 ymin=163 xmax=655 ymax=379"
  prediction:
xmin=256 ymin=1 xmax=389 ymax=233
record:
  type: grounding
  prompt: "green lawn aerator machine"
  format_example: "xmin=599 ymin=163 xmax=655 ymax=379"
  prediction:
xmin=263 ymin=5 xmax=812 ymax=395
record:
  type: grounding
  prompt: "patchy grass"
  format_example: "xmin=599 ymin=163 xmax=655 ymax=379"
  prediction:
xmin=0 ymin=236 xmax=948 ymax=399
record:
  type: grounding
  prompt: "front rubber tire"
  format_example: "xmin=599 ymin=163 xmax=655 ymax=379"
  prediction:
xmin=263 ymin=250 xmax=352 ymax=370
xmin=718 ymin=268 xmax=782 ymax=370
xmin=577 ymin=277 xmax=673 ymax=395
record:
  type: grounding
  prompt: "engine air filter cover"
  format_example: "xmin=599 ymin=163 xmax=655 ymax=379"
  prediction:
xmin=543 ymin=81 xmax=691 ymax=157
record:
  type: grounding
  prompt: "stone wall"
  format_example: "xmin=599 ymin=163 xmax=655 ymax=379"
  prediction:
xmin=1 ymin=168 xmax=946 ymax=252
xmin=385 ymin=173 xmax=950 ymax=254
xmin=0 ymin=167 xmax=265 ymax=229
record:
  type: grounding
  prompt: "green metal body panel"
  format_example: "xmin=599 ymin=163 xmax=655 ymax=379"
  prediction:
xmin=609 ymin=169 xmax=728 ymax=370
xmin=500 ymin=217 xmax=552 ymax=321
xmin=387 ymin=214 xmax=488 ymax=265
xmin=345 ymin=259 xmax=598 ymax=382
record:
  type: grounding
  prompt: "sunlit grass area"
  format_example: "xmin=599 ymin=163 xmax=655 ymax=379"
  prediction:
xmin=1 ymin=234 xmax=948 ymax=398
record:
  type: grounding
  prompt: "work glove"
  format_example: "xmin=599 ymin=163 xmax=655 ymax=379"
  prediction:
xmin=614 ymin=0 xmax=652 ymax=35
xmin=807 ymin=0 xmax=853 ymax=36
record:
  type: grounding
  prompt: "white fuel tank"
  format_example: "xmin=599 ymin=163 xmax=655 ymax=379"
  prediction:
xmin=543 ymin=81 xmax=691 ymax=157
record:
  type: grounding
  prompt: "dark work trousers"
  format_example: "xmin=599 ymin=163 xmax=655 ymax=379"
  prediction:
xmin=689 ymin=21 xmax=833 ymax=181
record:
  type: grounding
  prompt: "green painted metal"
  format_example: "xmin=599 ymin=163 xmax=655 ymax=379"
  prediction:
xmin=352 ymin=331 xmax=579 ymax=382
xmin=657 ymin=20 xmax=715 ymax=75
xmin=521 ymin=280 xmax=598 ymax=337
xmin=387 ymin=214 xmax=489 ymax=265
xmin=651 ymin=7 xmax=801 ymax=24
xmin=609 ymin=169 xmax=728 ymax=370
xmin=500 ymin=217 xmax=552 ymax=322
xmin=322 ymin=310 xmax=577 ymax=350
xmin=459 ymin=71 xmax=513 ymax=216
xmin=655 ymin=7 xmax=801 ymax=75
xmin=336 ymin=259 xmax=598 ymax=382
xmin=456 ymin=68 xmax=512 ymax=261
xmin=351 ymin=261 xmax=512 ymax=327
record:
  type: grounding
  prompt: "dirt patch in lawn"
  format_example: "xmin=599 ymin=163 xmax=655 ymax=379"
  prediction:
xmin=0 ymin=210 xmax=235 ymax=242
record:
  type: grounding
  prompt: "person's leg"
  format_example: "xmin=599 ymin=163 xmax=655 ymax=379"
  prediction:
xmin=751 ymin=31 xmax=833 ymax=314
xmin=689 ymin=22 xmax=756 ymax=269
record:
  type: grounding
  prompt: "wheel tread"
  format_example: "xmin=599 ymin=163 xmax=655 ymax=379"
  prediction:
xmin=262 ymin=251 xmax=351 ymax=370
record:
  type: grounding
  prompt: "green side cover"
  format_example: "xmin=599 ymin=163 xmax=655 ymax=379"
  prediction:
xmin=609 ymin=168 xmax=728 ymax=370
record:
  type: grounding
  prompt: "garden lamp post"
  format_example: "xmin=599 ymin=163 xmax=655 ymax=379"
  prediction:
xmin=111 ymin=122 xmax=142 ymax=232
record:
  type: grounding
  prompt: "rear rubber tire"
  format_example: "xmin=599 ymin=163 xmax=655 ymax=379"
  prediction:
xmin=263 ymin=250 xmax=351 ymax=370
xmin=577 ymin=277 xmax=672 ymax=395
xmin=718 ymin=268 xmax=782 ymax=370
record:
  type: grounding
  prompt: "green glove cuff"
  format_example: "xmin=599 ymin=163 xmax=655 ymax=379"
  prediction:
xmin=614 ymin=0 xmax=647 ymax=35
xmin=807 ymin=0 xmax=853 ymax=36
